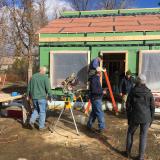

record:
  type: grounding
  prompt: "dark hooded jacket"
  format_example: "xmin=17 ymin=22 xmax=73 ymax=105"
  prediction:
xmin=126 ymin=84 xmax=155 ymax=124
xmin=119 ymin=76 xmax=134 ymax=95
xmin=89 ymin=75 xmax=103 ymax=100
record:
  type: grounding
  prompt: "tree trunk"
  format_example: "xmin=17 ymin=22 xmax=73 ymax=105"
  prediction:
xmin=28 ymin=54 xmax=33 ymax=83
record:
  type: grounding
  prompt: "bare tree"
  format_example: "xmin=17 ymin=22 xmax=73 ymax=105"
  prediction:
xmin=0 ymin=8 xmax=6 ymax=57
xmin=1 ymin=0 xmax=48 ymax=81
xmin=99 ymin=0 xmax=135 ymax=9
xmin=99 ymin=0 xmax=116 ymax=9
xmin=9 ymin=0 xmax=36 ymax=81
xmin=36 ymin=0 xmax=48 ymax=27
xmin=0 ymin=6 xmax=14 ymax=65
xmin=118 ymin=0 xmax=135 ymax=9
xmin=70 ymin=0 xmax=89 ymax=11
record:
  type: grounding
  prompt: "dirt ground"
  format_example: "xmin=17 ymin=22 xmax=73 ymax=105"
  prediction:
xmin=0 ymin=84 xmax=160 ymax=160
xmin=0 ymin=110 xmax=160 ymax=160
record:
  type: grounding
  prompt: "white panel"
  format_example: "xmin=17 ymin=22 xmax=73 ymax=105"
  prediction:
xmin=50 ymin=51 xmax=90 ymax=89
xmin=139 ymin=50 xmax=160 ymax=92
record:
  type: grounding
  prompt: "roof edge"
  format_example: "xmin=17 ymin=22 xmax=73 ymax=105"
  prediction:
xmin=61 ymin=8 xmax=160 ymax=18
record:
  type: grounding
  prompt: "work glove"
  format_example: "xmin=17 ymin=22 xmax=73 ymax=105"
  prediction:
xmin=103 ymin=88 xmax=108 ymax=95
xmin=26 ymin=96 xmax=30 ymax=101
xmin=103 ymin=68 xmax=106 ymax=72
xmin=149 ymin=121 xmax=153 ymax=127
xmin=48 ymin=96 xmax=52 ymax=102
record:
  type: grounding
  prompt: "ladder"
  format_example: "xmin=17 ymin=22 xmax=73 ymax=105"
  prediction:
xmin=85 ymin=70 xmax=118 ymax=114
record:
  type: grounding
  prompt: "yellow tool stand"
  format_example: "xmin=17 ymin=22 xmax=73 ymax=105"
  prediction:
xmin=49 ymin=96 xmax=80 ymax=135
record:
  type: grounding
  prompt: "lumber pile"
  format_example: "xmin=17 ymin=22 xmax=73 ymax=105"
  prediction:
xmin=0 ymin=93 xmax=22 ymax=103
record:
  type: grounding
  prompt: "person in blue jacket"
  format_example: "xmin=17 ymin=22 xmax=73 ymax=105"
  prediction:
xmin=88 ymin=53 xmax=104 ymax=80
xmin=87 ymin=67 xmax=106 ymax=133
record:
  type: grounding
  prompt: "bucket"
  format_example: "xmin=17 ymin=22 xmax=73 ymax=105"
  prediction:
xmin=77 ymin=115 xmax=87 ymax=125
xmin=11 ymin=92 xmax=19 ymax=97
xmin=1 ymin=108 xmax=22 ymax=118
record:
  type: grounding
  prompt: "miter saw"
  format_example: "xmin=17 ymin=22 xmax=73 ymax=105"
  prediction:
xmin=49 ymin=73 xmax=80 ymax=135
xmin=61 ymin=73 xmax=78 ymax=93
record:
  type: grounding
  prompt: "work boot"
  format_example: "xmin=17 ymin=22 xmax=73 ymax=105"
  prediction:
xmin=39 ymin=127 xmax=48 ymax=132
xmin=121 ymin=151 xmax=131 ymax=159
xmin=86 ymin=126 xmax=92 ymax=132
xmin=138 ymin=156 xmax=144 ymax=160
xmin=28 ymin=122 xmax=34 ymax=130
xmin=97 ymin=128 xmax=107 ymax=135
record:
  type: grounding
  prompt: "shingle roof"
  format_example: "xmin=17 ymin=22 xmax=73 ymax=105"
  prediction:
xmin=37 ymin=14 xmax=160 ymax=34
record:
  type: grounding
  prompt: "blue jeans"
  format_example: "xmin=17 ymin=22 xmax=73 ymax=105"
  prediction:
xmin=126 ymin=123 xmax=150 ymax=159
xmin=87 ymin=98 xmax=105 ymax=130
xmin=30 ymin=99 xmax=47 ymax=129
xmin=112 ymin=84 xmax=119 ymax=94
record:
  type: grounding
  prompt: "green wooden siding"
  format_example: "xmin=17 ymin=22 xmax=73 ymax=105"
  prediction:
xmin=38 ymin=8 xmax=160 ymax=92
xmin=61 ymin=8 xmax=160 ymax=18
xmin=120 ymin=8 xmax=160 ymax=14
xmin=40 ymin=45 xmax=139 ymax=77
xmin=40 ymin=46 xmax=90 ymax=68
xmin=40 ymin=33 xmax=85 ymax=38
xmin=80 ymin=10 xmax=118 ymax=16
xmin=61 ymin=11 xmax=80 ymax=17
xmin=40 ymin=44 xmax=160 ymax=75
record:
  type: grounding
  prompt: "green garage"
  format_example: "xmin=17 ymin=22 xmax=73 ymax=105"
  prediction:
xmin=37 ymin=8 xmax=160 ymax=94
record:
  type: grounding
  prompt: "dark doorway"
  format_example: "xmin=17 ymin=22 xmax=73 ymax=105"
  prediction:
xmin=102 ymin=52 xmax=126 ymax=92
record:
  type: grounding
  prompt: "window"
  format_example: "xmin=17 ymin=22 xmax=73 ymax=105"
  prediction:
xmin=50 ymin=51 xmax=90 ymax=89
xmin=139 ymin=50 xmax=160 ymax=92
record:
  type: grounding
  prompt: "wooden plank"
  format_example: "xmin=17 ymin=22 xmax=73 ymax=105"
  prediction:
xmin=0 ymin=95 xmax=23 ymax=103
xmin=39 ymin=35 xmax=160 ymax=42
xmin=0 ymin=74 xmax=6 ymax=89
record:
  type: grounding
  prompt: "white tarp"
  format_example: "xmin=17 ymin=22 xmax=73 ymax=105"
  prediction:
xmin=140 ymin=50 xmax=160 ymax=92
xmin=50 ymin=51 xmax=89 ymax=89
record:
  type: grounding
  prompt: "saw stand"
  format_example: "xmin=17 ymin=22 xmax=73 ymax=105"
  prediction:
xmin=49 ymin=96 xmax=80 ymax=136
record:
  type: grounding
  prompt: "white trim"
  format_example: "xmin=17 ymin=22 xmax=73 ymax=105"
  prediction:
xmin=100 ymin=50 xmax=128 ymax=73
xmin=39 ymin=35 xmax=160 ymax=42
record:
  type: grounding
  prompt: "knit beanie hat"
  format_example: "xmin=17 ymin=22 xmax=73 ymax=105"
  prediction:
xmin=137 ymin=74 xmax=146 ymax=84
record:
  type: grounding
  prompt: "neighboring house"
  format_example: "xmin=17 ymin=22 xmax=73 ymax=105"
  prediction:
xmin=37 ymin=8 xmax=160 ymax=93
xmin=0 ymin=57 xmax=15 ymax=71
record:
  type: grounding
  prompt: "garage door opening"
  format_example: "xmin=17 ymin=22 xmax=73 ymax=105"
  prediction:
xmin=101 ymin=51 xmax=127 ymax=93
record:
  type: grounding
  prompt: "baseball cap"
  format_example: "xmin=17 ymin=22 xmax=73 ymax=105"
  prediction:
xmin=126 ymin=70 xmax=132 ymax=75
xmin=137 ymin=74 xmax=146 ymax=84
xmin=98 ymin=52 xmax=103 ymax=59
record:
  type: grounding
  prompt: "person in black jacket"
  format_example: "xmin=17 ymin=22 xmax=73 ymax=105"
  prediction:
xmin=119 ymin=70 xmax=134 ymax=111
xmin=125 ymin=74 xmax=155 ymax=160
xmin=87 ymin=67 xmax=106 ymax=133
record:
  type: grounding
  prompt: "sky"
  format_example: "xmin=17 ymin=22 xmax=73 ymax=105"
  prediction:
xmin=90 ymin=0 xmax=160 ymax=9
xmin=2 ymin=0 xmax=160 ymax=19
xmin=134 ymin=0 xmax=160 ymax=8
xmin=45 ymin=0 xmax=160 ymax=18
